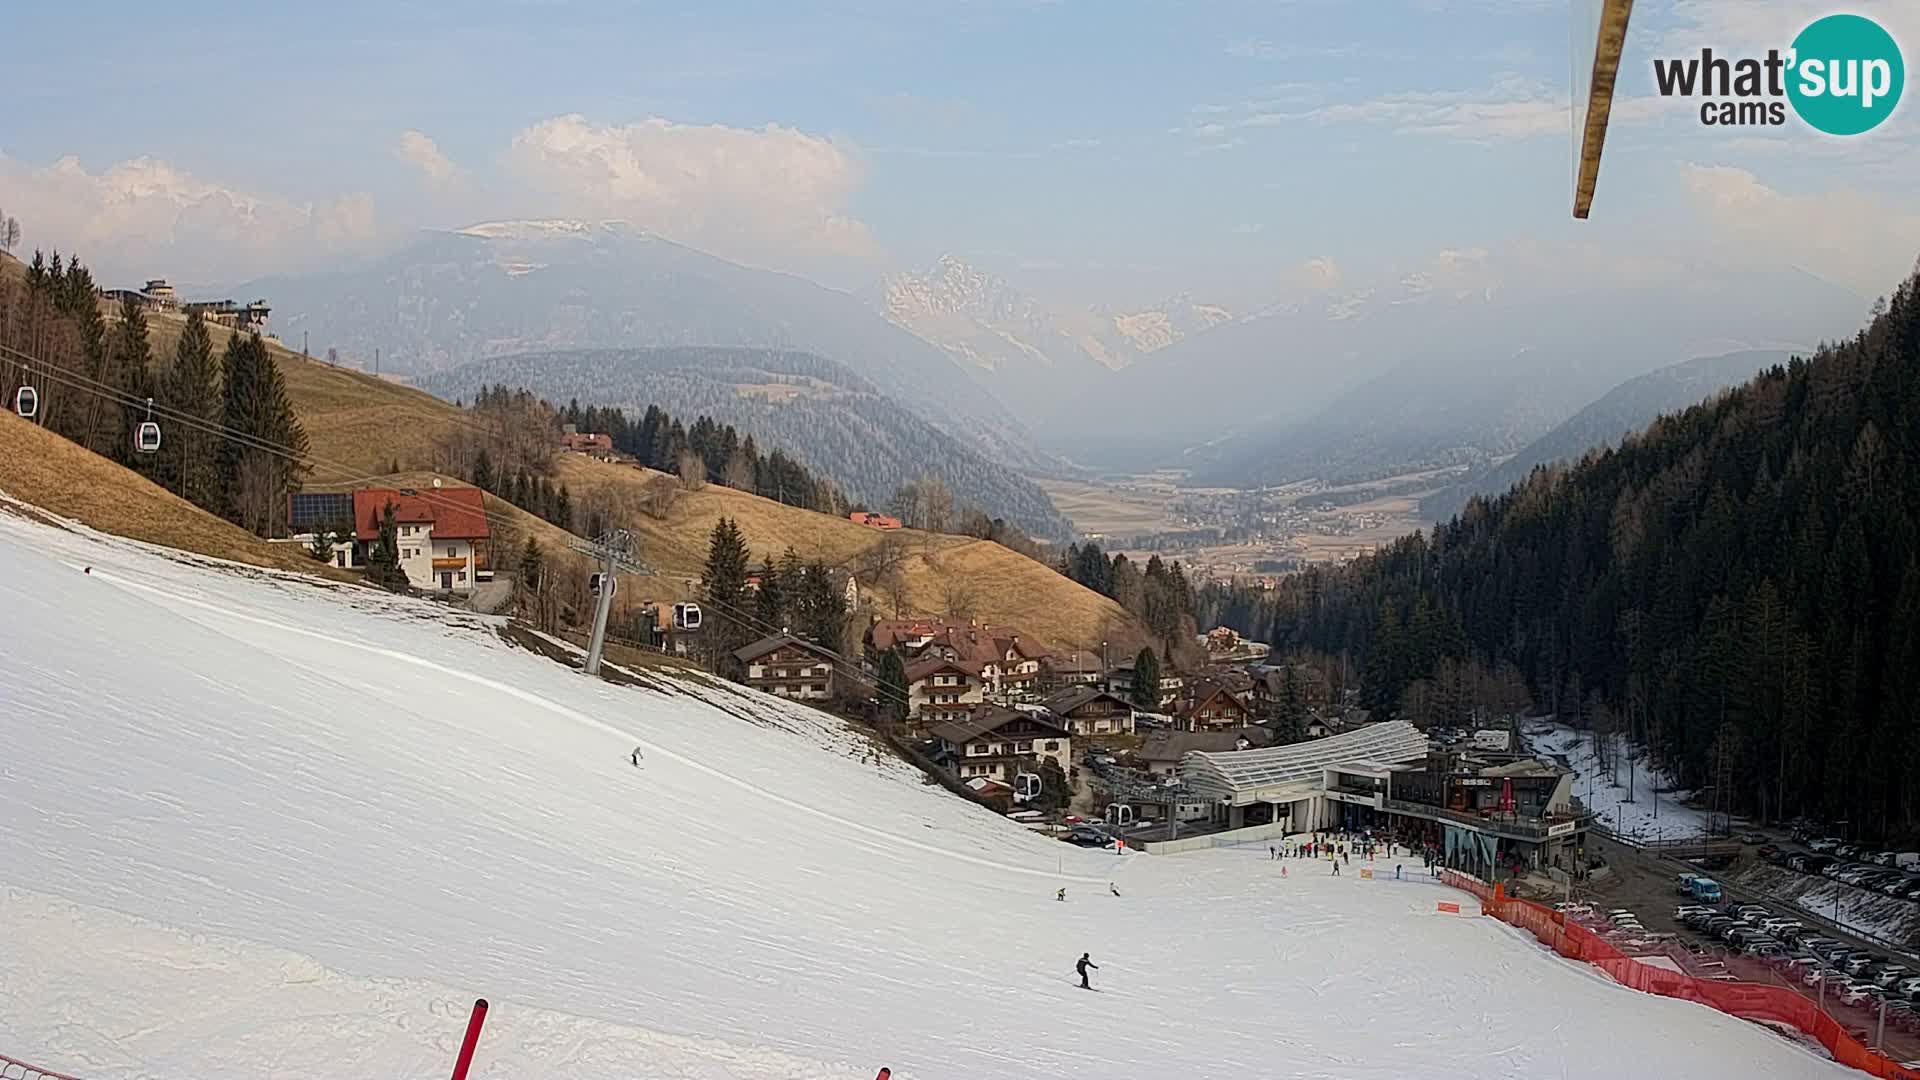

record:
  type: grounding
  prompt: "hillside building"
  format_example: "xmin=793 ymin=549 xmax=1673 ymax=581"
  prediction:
xmin=351 ymin=486 xmax=490 ymax=594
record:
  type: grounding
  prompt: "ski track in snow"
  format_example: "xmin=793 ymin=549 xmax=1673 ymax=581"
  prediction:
xmin=0 ymin=508 xmax=1856 ymax=1079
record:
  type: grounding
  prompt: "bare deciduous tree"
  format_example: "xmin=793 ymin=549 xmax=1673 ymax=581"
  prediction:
xmin=676 ymin=449 xmax=707 ymax=491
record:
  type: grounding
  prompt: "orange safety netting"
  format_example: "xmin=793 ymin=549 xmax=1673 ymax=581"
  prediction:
xmin=1435 ymin=870 xmax=1920 ymax=1080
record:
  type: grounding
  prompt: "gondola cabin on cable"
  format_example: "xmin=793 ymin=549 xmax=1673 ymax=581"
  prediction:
xmin=12 ymin=383 xmax=37 ymax=419
xmin=589 ymin=572 xmax=616 ymax=597
xmin=672 ymin=602 xmax=702 ymax=631
xmin=134 ymin=398 xmax=161 ymax=454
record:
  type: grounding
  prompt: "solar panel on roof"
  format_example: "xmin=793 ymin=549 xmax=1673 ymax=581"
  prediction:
xmin=290 ymin=493 xmax=354 ymax=531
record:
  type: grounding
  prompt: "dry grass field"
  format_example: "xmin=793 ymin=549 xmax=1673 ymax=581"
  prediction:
xmin=1037 ymin=478 xmax=1178 ymax=537
xmin=554 ymin=455 xmax=1147 ymax=651
xmin=0 ymin=411 xmax=356 ymax=579
xmin=142 ymin=315 xmax=463 ymax=478
xmin=0 ymin=249 xmax=1147 ymax=650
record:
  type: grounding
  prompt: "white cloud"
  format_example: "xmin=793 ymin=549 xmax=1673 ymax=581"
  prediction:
xmin=0 ymin=154 xmax=380 ymax=286
xmin=1681 ymin=164 xmax=1920 ymax=295
xmin=507 ymin=113 xmax=878 ymax=268
xmin=1302 ymin=74 xmax=1680 ymax=141
xmin=396 ymin=130 xmax=459 ymax=185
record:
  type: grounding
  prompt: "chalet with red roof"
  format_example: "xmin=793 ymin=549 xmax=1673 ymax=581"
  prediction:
xmin=352 ymin=486 xmax=490 ymax=594
xmin=866 ymin=616 xmax=1050 ymax=702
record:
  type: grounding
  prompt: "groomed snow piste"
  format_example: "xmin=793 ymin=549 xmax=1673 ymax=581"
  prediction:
xmin=0 ymin=505 xmax=1852 ymax=1079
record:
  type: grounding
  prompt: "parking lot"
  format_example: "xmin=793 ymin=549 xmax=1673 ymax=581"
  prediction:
xmin=1564 ymin=834 xmax=1920 ymax=1066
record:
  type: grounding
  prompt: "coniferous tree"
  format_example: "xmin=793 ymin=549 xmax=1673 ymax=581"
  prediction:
xmin=215 ymin=333 xmax=306 ymax=535
xmin=878 ymin=647 xmax=909 ymax=724
xmin=162 ymin=311 xmax=221 ymax=510
xmin=472 ymin=447 xmax=495 ymax=493
xmin=1130 ymin=647 xmax=1162 ymax=710
xmin=700 ymin=516 xmax=752 ymax=674
xmin=797 ymin=560 xmax=847 ymax=651
xmin=365 ymin=503 xmax=410 ymax=590
xmin=111 ymin=295 xmax=155 ymax=473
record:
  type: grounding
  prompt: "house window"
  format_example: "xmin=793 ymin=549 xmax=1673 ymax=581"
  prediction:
xmin=969 ymin=744 xmax=987 ymax=756
xmin=1017 ymin=741 xmax=1032 ymax=753
xmin=1044 ymin=740 xmax=1059 ymax=751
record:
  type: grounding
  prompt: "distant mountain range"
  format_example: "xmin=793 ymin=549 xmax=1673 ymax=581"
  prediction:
xmin=245 ymin=224 xmax=1870 ymax=507
xmin=419 ymin=346 xmax=1076 ymax=540
xmin=241 ymin=222 xmax=1054 ymax=475
xmin=1159 ymin=270 xmax=1865 ymax=488
xmin=1416 ymin=348 xmax=1791 ymax=522
xmin=874 ymin=256 xmax=1230 ymax=429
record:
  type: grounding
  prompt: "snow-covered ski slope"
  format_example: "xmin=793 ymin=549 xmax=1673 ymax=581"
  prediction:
xmin=0 ymin=507 xmax=1851 ymax=1079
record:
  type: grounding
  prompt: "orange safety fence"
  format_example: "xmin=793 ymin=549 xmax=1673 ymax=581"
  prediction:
xmin=1436 ymin=872 xmax=1920 ymax=1080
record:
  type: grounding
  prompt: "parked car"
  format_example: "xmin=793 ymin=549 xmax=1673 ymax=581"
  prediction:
xmin=1759 ymin=844 xmax=1781 ymax=860
xmin=1841 ymin=983 xmax=1879 ymax=1007
xmin=1738 ymin=832 xmax=1767 ymax=844
xmin=1845 ymin=955 xmax=1884 ymax=976
xmin=1810 ymin=837 xmax=1844 ymax=853
xmin=1873 ymin=966 xmax=1912 ymax=988
xmin=1737 ymin=908 xmax=1774 ymax=926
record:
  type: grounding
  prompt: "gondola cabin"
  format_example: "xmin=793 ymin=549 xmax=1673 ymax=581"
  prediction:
xmin=13 ymin=384 xmax=36 ymax=419
xmin=135 ymin=420 xmax=162 ymax=454
xmin=672 ymin=602 xmax=702 ymax=631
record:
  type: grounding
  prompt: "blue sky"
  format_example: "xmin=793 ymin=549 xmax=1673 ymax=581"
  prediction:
xmin=3 ymin=1 xmax=1917 ymax=309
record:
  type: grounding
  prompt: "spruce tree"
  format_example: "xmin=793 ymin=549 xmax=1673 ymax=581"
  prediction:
xmin=472 ymin=448 xmax=495 ymax=493
xmin=700 ymin=516 xmax=752 ymax=674
xmin=111 ymin=295 xmax=154 ymax=473
xmin=365 ymin=503 xmax=410 ymax=590
xmin=878 ymin=647 xmax=909 ymax=724
xmin=1130 ymin=647 xmax=1161 ymax=710
xmin=163 ymin=311 xmax=221 ymax=510
xmin=215 ymin=333 xmax=307 ymax=535
xmin=798 ymin=560 xmax=846 ymax=650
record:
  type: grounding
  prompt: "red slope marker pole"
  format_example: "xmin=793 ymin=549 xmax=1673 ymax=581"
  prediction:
xmin=450 ymin=998 xmax=489 ymax=1080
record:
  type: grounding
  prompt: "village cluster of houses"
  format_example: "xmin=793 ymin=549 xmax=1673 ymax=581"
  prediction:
xmin=722 ymin=613 xmax=1368 ymax=804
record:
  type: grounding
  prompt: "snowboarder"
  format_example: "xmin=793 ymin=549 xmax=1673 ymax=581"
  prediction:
xmin=1110 ymin=882 xmax=1120 ymax=897
xmin=1076 ymin=952 xmax=1098 ymax=990
xmin=1332 ymin=860 xmax=1341 ymax=876
xmin=1056 ymin=887 xmax=1067 ymax=902
xmin=875 ymin=1070 xmax=891 ymax=1080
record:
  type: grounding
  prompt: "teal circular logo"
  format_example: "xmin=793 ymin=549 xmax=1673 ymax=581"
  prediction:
xmin=1787 ymin=14 xmax=1904 ymax=135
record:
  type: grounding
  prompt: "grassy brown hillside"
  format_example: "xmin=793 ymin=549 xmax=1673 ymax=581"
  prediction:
xmin=0 ymin=250 xmax=1146 ymax=651
xmin=551 ymin=455 xmax=1146 ymax=651
xmin=0 ymin=411 xmax=355 ymax=579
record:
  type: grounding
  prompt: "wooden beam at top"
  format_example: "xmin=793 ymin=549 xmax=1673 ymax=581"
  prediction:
xmin=1574 ymin=0 xmax=1636 ymax=220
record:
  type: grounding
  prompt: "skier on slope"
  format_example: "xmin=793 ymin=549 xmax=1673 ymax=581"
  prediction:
xmin=1057 ymin=887 xmax=1067 ymax=902
xmin=630 ymin=747 xmax=644 ymax=767
xmin=1110 ymin=882 xmax=1120 ymax=897
xmin=1076 ymin=952 xmax=1099 ymax=990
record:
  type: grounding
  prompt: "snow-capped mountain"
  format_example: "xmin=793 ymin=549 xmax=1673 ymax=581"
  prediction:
xmin=238 ymin=223 xmax=1054 ymax=474
xmin=876 ymin=255 xmax=1230 ymax=428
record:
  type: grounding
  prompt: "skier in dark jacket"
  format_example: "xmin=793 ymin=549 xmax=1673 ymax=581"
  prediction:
xmin=1077 ymin=953 xmax=1098 ymax=989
